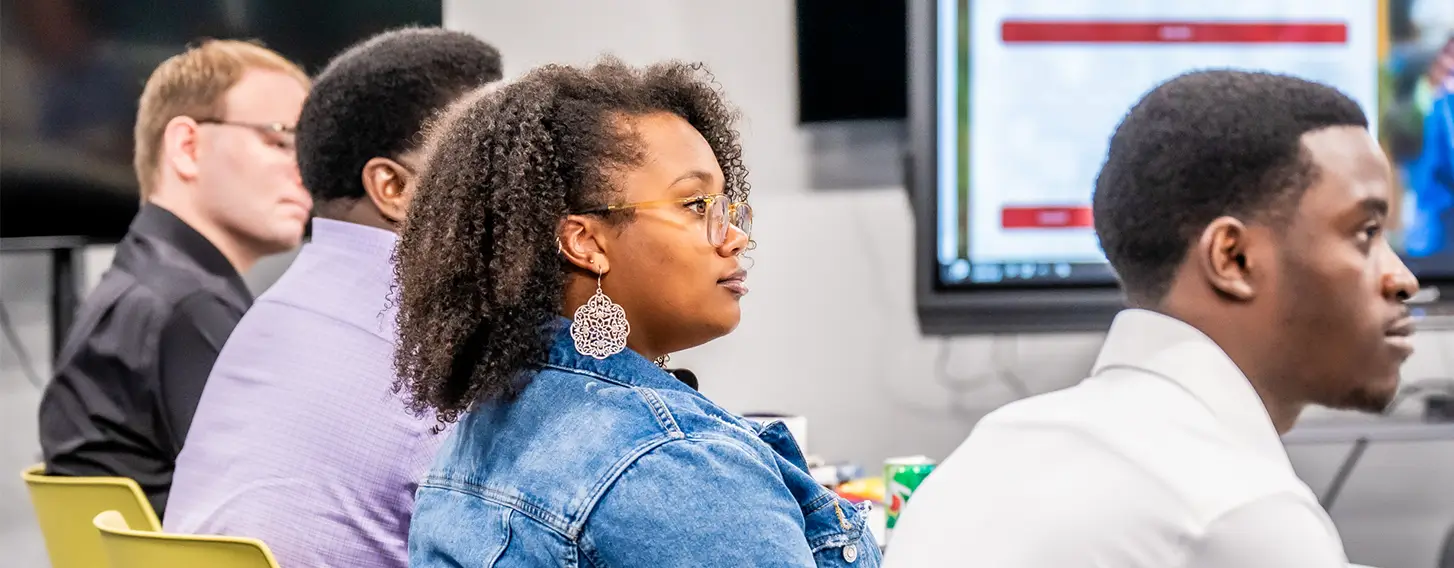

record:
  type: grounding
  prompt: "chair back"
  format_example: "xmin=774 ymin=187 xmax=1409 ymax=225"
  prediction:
xmin=93 ymin=510 xmax=281 ymax=568
xmin=21 ymin=463 xmax=161 ymax=568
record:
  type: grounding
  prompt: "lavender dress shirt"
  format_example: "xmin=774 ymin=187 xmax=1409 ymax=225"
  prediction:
xmin=165 ymin=219 xmax=440 ymax=568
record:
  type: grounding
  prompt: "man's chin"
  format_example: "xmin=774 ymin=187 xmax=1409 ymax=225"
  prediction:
xmin=1330 ymin=381 xmax=1400 ymax=415
xmin=261 ymin=239 xmax=303 ymax=256
xmin=262 ymin=224 xmax=308 ymax=253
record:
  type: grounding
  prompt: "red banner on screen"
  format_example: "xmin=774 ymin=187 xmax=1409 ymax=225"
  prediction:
xmin=1000 ymin=21 xmax=1349 ymax=44
xmin=1002 ymin=206 xmax=1094 ymax=229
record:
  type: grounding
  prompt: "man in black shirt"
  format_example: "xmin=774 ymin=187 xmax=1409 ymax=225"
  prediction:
xmin=38 ymin=39 xmax=312 ymax=516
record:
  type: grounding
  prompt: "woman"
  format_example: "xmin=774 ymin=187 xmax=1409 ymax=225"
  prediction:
xmin=394 ymin=59 xmax=880 ymax=567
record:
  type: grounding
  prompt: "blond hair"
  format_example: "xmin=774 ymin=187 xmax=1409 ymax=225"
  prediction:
xmin=133 ymin=39 xmax=309 ymax=198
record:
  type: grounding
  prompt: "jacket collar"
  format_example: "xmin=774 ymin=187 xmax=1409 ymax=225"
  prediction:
xmin=541 ymin=318 xmax=809 ymax=470
xmin=1092 ymin=309 xmax=1292 ymax=469
xmin=542 ymin=318 xmax=700 ymax=396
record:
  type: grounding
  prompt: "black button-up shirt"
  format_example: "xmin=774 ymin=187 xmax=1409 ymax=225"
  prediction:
xmin=39 ymin=204 xmax=254 ymax=517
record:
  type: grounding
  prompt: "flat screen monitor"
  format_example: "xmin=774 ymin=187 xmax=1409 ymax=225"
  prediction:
xmin=910 ymin=0 xmax=1454 ymax=334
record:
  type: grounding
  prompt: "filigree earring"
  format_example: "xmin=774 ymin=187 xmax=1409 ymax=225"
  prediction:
xmin=570 ymin=263 xmax=630 ymax=359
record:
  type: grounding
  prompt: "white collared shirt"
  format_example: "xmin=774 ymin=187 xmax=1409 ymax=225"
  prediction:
xmin=884 ymin=309 xmax=1350 ymax=568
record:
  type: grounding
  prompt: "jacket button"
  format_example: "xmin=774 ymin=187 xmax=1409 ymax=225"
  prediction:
xmin=843 ymin=543 xmax=858 ymax=563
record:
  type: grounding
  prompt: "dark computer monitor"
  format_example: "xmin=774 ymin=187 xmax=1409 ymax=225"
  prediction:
xmin=0 ymin=0 xmax=443 ymax=242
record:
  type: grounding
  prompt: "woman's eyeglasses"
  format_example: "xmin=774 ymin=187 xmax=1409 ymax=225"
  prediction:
xmin=576 ymin=193 xmax=752 ymax=247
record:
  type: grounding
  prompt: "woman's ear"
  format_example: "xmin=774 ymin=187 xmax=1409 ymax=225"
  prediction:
xmin=558 ymin=215 xmax=610 ymax=274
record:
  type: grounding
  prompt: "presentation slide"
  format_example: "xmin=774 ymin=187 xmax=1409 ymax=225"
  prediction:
xmin=936 ymin=0 xmax=1386 ymax=286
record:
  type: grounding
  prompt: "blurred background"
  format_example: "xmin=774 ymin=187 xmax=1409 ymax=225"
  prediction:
xmin=4 ymin=0 xmax=1454 ymax=566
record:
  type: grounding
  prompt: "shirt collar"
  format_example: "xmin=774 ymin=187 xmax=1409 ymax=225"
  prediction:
xmin=130 ymin=204 xmax=251 ymax=300
xmin=307 ymin=218 xmax=399 ymax=259
xmin=1092 ymin=309 xmax=1292 ymax=467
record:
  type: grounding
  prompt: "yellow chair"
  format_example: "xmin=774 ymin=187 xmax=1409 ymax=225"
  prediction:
xmin=93 ymin=510 xmax=281 ymax=568
xmin=20 ymin=463 xmax=162 ymax=568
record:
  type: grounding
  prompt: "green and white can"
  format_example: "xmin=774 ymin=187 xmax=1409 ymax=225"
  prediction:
xmin=884 ymin=455 xmax=936 ymax=544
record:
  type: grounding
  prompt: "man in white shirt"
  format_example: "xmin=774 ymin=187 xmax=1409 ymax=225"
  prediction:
xmin=886 ymin=70 xmax=1419 ymax=567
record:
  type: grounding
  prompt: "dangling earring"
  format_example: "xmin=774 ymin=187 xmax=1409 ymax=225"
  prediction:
xmin=570 ymin=263 xmax=630 ymax=359
xmin=653 ymin=354 xmax=671 ymax=369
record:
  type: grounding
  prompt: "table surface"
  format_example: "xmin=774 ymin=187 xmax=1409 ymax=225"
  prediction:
xmin=0 ymin=236 xmax=93 ymax=252
xmin=1283 ymin=418 xmax=1454 ymax=444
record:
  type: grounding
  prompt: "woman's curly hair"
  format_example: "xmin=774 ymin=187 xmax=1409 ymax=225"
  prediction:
xmin=392 ymin=57 xmax=749 ymax=427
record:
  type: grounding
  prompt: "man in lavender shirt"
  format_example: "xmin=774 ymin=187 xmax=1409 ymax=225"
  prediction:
xmin=164 ymin=28 xmax=502 ymax=567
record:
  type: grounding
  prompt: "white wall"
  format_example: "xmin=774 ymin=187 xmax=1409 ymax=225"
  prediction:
xmin=448 ymin=0 xmax=808 ymax=197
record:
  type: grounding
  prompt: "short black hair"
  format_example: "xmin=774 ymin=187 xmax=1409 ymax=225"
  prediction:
xmin=296 ymin=27 xmax=503 ymax=203
xmin=1092 ymin=69 xmax=1368 ymax=304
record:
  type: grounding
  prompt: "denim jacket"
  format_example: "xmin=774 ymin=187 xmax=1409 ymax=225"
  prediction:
xmin=409 ymin=321 xmax=881 ymax=567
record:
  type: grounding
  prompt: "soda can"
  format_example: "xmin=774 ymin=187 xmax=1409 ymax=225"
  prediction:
xmin=884 ymin=455 xmax=936 ymax=544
